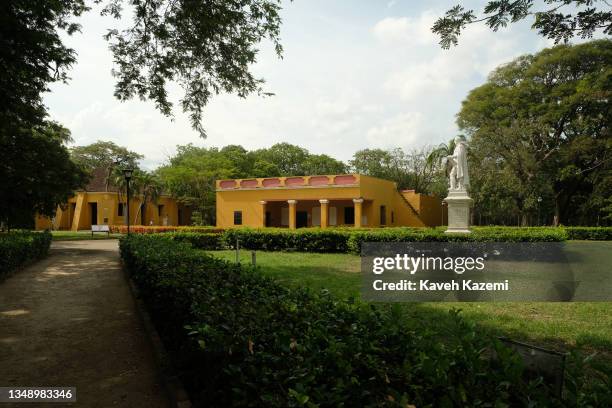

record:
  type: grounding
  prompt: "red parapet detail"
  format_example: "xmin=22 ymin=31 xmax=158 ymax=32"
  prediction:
xmin=262 ymin=178 xmax=281 ymax=187
xmin=309 ymin=176 xmax=330 ymax=186
xmin=240 ymin=179 xmax=258 ymax=188
xmin=219 ymin=180 xmax=237 ymax=189
xmin=285 ymin=177 xmax=305 ymax=187
xmin=334 ymin=175 xmax=357 ymax=185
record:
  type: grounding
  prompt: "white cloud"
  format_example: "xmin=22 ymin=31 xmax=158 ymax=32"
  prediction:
xmin=42 ymin=2 xmax=572 ymax=168
xmin=366 ymin=112 xmax=424 ymax=148
xmin=372 ymin=13 xmax=437 ymax=46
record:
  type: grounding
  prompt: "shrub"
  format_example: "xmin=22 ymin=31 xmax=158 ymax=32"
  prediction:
xmin=0 ymin=231 xmax=52 ymax=278
xmin=219 ymin=227 xmax=568 ymax=254
xmin=109 ymin=225 xmax=223 ymax=234
xmin=564 ymin=227 xmax=612 ymax=240
xmin=170 ymin=232 xmax=224 ymax=250
xmin=222 ymin=228 xmax=351 ymax=252
xmin=119 ymin=234 xmax=583 ymax=407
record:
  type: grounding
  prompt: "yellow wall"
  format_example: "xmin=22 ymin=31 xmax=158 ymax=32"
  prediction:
xmin=216 ymin=186 xmax=363 ymax=228
xmin=216 ymin=174 xmax=442 ymax=229
xmin=36 ymin=192 xmax=189 ymax=230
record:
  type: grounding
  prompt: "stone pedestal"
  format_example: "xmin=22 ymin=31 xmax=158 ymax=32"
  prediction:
xmin=444 ymin=190 xmax=472 ymax=234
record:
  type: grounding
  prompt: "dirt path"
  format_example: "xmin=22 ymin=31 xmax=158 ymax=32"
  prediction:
xmin=0 ymin=240 xmax=169 ymax=407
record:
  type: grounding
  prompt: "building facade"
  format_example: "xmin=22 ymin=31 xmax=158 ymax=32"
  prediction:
xmin=216 ymin=174 xmax=444 ymax=229
xmin=35 ymin=168 xmax=191 ymax=231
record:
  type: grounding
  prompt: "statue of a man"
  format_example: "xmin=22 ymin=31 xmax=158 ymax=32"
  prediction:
xmin=447 ymin=136 xmax=469 ymax=191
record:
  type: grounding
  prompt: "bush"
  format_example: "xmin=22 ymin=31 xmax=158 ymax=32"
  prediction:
xmin=219 ymin=227 xmax=568 ymax=254
xmin=119 ymin=234 xmax=583 ymax=407
xmin=222 ymin=228 xmax=351 ymax=252
xmin=109 ymin=225 xmax=223 ymax=234
xmin=0 ymin=231 xmax=52 ymax=278
xmin=170 ymin=232 xmax=224 ymax=250
xmin=564 ymin=227 xmax=612 ymax=240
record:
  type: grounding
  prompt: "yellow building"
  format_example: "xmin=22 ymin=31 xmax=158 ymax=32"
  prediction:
xmin=36 ymin=168 xmax=191 ymax=231
xmin=216 ymin=174 xmax=443 ymax=229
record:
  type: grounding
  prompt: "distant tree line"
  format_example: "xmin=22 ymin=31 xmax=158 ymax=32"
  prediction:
xmin=458 ymin=40 xmax=611 ymax=227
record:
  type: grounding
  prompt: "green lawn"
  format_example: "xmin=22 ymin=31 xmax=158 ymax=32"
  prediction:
xmin=51 ymin=231 xmax=122 ymax=240
xmin=208 ymin=247 xmax=612 ymax=368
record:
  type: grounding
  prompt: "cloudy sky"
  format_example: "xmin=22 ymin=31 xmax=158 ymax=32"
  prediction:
xmin=45 ymin=0 xmax=563 ymax=169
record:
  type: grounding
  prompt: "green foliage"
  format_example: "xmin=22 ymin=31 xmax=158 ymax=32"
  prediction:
xmin=159 ymin=143 xmax=349 ymax=224
xmin=101 ymin=0 xmax=284 ymax=136
xmin=350 ymin=147 xmax=445 ymax=195
xmin=120 ymin=234 xmax=574 ymax=407
xmin=347 ymin=227 xmax=568 ymax=253
xmin=459 ymin=40 xmax=612 ymax=226
xmin=196 ymin=227 xmax=571 ymax=255
xmin=432 ymin=1 xmax=612 ymax=49
xmin=0 ymin=125 xmax=88 ymax=228
xmin=222 ymin=228 xmax=352 ymax=252
xmin=1 ymin=1 xmax=87 ymax=130
xmin=564 ymin=226 xmax=612 ymax=240
xmin=0 ymin=231 xmax=52 ymax=278
xmin=170 ymin=232 xmax=223 ymax=250
xmin=70 ymin=140 xmax=143 ymax=174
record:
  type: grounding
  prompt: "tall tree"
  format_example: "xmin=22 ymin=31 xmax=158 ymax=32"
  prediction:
xmin=433 ymin=1 xmax=611 ymax=49
xmin=158 ymin=145 xmax=237 ymax=224
xmin=2 ymin=1 xmax=284 ymax=229
xmin=350 ymin=147 xmax=444 ymax=194
xmin=302 ymin=154 xmax=347 ymax=175
xmin=101 ymin=0 xmax=283 ymax=135
xmin=253 ymin=143 xmax=310 ymax=176
xmin=71 ymin=141 xmax=143 ymax=191
xmin=131 ymin=171 xmax=162 ymax=225
xmin=0 ymin=123 xmax=88 ymax=228
xmin=458 ymin=40 xmax=611 ymax=225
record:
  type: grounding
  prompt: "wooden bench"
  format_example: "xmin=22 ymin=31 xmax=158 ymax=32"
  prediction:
xmin=91 ymin=225 xmax=110 ymax=237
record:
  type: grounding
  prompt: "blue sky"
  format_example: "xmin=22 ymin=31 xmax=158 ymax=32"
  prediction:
xmin=44 ymin=1 xmax=579 ymax=168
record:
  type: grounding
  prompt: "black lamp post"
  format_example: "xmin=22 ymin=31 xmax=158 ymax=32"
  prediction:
xmin=123 ymin=168 xmax=134 ymax=234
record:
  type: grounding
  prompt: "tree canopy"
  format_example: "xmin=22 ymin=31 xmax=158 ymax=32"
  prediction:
xmin=432 ymin=1 xmax=611 ymax=49
xmin=0 ymin=124 xmax=88 ymax=228
xmin=1 ymin=0 xmax=284 ymax=228
xmin=459 ymin=39 xmax=611 ymax=225
xmin=157 ymin=143 xmax=349 ymax=224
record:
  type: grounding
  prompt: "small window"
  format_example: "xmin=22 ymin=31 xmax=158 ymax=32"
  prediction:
xmin=391 ymin=211 xmax=394 ymax=224
xmin=158 ymin=204 xmax=164 ymax=217
xmin=118 ymin=203 xmax=124 ymax=216
xmin=380 ymin=205 xmax=387 ymax=225
xmin=233 ymin=211 xmax=243 ymax=225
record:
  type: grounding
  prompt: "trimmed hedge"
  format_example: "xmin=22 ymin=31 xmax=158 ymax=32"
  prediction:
xmin=109 ymin=225 xmax=223 ymax=234
xmin=119 ymin=226 xmax=609 ymax=254
xmin=564 ymin=227 xmax=612 ymax=240
xmin=222 ymin=228 xmax=351 ymax=252
xmin=219 ymin=227 xmax=569 ymax=254
xmin=120 ymin=234 xmax=610 ymax=407
xmin=170 ymin=232 xmax=223 ymax=250
xmin=0 ymin=231 xmax=52 ymax=278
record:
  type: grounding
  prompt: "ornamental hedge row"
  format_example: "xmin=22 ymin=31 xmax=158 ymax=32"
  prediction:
xmin=564 ymin=226 xmax=612 ymax=240
xmin=115 ymin=226 xmax=612 ymax=254
xmin=218 ymin=227 xmax=570 ymax=254
xmin=109 ymin=225 xmax=223 ymax=234
xmin=120 ymin=234 xmax=576 ymax=407
xmin=0 ymin=231 xmax=52 ymax=278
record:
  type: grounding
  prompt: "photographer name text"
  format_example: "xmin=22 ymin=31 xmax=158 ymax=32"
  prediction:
xmin=372 ymin=279 xmax=510 ymax=291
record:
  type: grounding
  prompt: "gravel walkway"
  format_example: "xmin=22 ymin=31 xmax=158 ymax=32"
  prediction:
xmin=0 ymin=240 xmax=169 ymax=407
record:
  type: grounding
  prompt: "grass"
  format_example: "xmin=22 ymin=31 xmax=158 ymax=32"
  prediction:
xmin=51 ymin=231 xmax=122 ymax=241
xmin=208 ymin=245 xmax=612 ymax=370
